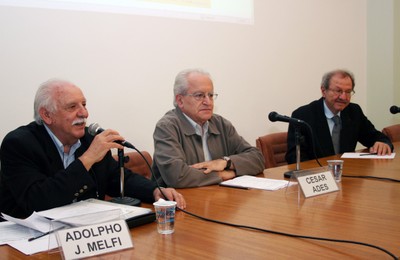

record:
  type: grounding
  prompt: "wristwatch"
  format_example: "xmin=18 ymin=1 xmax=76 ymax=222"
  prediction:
xmin=222 ymin=156 xmax=231 ymax=170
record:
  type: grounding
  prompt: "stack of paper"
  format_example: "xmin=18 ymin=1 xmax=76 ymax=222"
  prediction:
xmin=220 ymin=175 xmax=289 ymax=191
xmin=0 ymin=198 xmax=154 ymax=255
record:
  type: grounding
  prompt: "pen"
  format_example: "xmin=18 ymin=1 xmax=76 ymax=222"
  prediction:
xmin=360 ymin=153 xmax=378 ymax=156
xmin=219 ymin=184 xmax=249 ymax=190
xmin=28 ymin=226 xmax=64 ymax=242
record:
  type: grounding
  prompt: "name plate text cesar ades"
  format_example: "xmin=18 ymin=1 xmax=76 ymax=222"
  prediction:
xmin=297 ymin=171 xmax=339 ymax=198
xmin=57 ymin=219 xmax=133 ymax=259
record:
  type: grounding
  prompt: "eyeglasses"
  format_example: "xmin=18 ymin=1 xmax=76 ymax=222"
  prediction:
xmin=327 ymin=88 xmax=355 ymax=97
xmin=184 ymin=92 xmax=218 ymax=101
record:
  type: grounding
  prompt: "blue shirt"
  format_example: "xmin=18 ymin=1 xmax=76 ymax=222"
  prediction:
xmin=323 ymin=100 xmax=341 ymax=136
xmin=44 ymin=125 xmax=81 ymax=169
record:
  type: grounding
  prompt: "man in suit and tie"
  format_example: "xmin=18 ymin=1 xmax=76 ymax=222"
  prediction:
xmin=285 ymin=69 xmax=393 ymax=164
xmin=0 ymin=79 xmax=185 ymax=219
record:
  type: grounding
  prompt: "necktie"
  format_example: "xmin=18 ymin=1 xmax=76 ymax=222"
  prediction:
xmin=331 ymin=115 xmax=341 ymax=154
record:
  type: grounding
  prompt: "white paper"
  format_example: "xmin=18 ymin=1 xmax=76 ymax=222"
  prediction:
xmin=220 ymin=175 xmax=289 ymax=191
xmin=0 ymin=221 xmax=41 ymax=245
xmin=7 ymin=233 xmax=59 ymax=255
xmin=37 ymin=199 xmax=152 ymax=222
xmin=341 ymin=152 xmax=396 ymax=159
xmin=2 ymin=212 xmax=64 ymax=233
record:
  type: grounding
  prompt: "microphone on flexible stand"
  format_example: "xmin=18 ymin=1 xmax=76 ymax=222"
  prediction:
xmin=88 ymin=123 xmax=141 ymax=206
xmin=268 ymin=112 xmax=303 ymax=178
xmin=390 ymin=105 xmax=400 ymax=114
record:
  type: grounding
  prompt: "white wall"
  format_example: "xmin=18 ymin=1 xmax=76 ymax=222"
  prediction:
xmin=0 ymin=0 xmax=389 ymax=155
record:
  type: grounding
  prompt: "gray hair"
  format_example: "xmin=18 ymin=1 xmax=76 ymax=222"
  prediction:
xmin=33 ymin=78 xmax=73 ymax=124
xmin=173 ymin=68 xmax=212 ymax=107
xmin=321 ymin=69 xmax=355 ymax=90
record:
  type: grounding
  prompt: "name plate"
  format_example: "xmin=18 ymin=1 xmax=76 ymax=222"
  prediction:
xmin=56 ymin=219 xmax=133 ymax=259
xmin=297 ymin=171 xmax=339 ymax=198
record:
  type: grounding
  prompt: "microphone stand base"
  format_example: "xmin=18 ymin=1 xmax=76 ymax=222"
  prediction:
xmin=110 ymin=196 xmax=141 ymax=207
xmin=284 ymin=170 xmax=301 ymax=179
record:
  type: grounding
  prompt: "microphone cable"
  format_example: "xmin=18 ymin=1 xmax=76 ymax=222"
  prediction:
xmin=129 ymin=147 xmax=397 ymax=259
xmin=342 ymin=174 xmax=400 ymax=182
xmin=178 ymin=207 xmax=397 ymax=260
xmin=287 ymin=120 xmax=323 ymax=168
xmin=303 ymin=121 xmax=323 ymax=167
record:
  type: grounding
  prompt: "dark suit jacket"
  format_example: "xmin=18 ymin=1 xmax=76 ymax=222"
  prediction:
xmin=285 ymin=98 xmax=393 ymax=164
xmin=0 ymin=122 xmax=157 ymax=218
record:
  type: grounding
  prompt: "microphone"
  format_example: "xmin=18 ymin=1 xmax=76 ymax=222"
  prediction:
xmin=88 ymin=123 xmax=135 ymax=149
xmin=268 ymin=111 xmax=305 ymax=125
xmin=390 ymin=105 xmax=400 ymax=114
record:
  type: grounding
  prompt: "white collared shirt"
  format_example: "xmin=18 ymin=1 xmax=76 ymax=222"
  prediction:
xmin=182 ymin=113 xmax=212 ymax=161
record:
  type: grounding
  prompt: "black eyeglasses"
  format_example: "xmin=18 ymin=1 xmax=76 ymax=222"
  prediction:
xmin=184 ymin=92 xmax=218 ymax=101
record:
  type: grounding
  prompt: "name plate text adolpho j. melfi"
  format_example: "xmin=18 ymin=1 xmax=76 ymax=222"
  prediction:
xmin=296 ymin=171 xmax=339 ymax=198
xmin=56 ymin=219 xmax=133 ymax=259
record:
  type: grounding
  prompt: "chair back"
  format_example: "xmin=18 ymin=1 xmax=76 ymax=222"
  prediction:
xmin=382 ymin=124 xmax=400 ymax=143
xmin=256 ymin=132 xmax=288 ymax=169
xmin=113 ymin=151 xmax=152 ymax=179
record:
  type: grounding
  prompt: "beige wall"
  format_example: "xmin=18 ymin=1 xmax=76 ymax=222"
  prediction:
xmin=395 ymin=0 xmax=400 ymax=120
xmin=0 ymin=0 xmax=396 ymax=155
xmin=367 ymin=0 xmax=400 ymax=130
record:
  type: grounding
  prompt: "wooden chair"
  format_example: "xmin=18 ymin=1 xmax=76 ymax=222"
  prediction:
xmin=256 ymin=132 xmax=288 ymax=169
xmin=382 ymin=124 xmax=400 ymax=143
xmin=112 ymin=151 xmax=152 ymax=179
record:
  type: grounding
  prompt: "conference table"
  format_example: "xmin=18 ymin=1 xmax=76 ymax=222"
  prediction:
xmin=1 ymin=143 xmax=399 ymax=259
